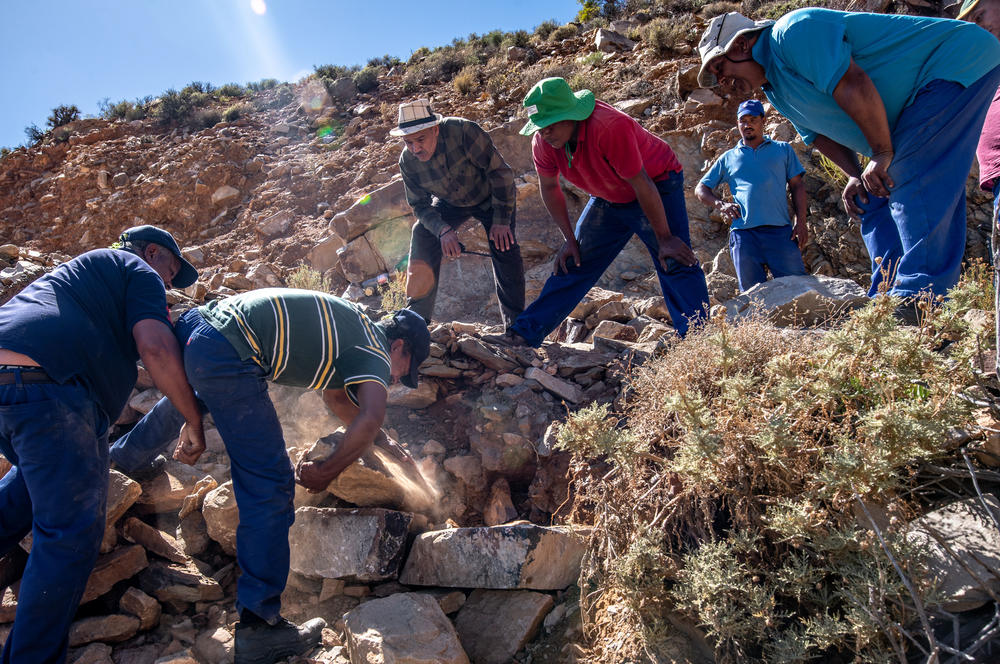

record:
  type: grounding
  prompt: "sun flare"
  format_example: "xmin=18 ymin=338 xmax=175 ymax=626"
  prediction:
xmin=250 ymin=0 xmax=266 ymax=15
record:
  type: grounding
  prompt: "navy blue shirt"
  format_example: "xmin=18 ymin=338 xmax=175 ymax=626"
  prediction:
xmin=0 ymin=249 xmax=171 ymax=419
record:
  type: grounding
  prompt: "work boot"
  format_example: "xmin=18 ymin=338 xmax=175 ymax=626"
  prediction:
xmin=234 ymin=614 xmax=326 ymax=664
xmin=112 ymin=454 xmax=167 ymax=482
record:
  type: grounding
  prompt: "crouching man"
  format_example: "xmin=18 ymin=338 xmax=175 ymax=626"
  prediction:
xmin=110 ymin=289 xmax=430 ymax=664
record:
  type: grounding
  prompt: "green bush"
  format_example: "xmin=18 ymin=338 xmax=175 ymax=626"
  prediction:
xmin=155 ymin=89 xmax=192 ymax=125
xmin=182 ymin=81 xmax=214 ymax=95
xmin=216 ymin=83 xmax=246 ymax=98
xmin=99 ymin=98 xmax=148 ymax=121
xmin=247 ymin=78 xmax=279 ymax=91
xmin=47 ymin=104 xmax=80 ymax=129
xmin=352 ymin=66 xmax=380 ymax=93
xmin=24 ymin=124 xmax=45 ymax=145
xmin=549 ymin=24 xmax=580 ymax=41
xmin=222 ymin=102 xmax=253 ymax=122
xmin=500 ymin=30 xmax=531 ymax=48
xmin=533 ymin=20 xmax=559 ymax=40
xmin=314 ymin=64 xmax=357 ymax=80
xmin=580 ymin=51 xmax=604 ymax=67
xmin=367 ymin=54 xmax=402 ymax=68
xmin=408 ymin=46 xmax=431 ymax=64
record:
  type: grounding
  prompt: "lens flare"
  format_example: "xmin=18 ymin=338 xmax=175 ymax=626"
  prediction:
xmin=316 ymin=126 xmax=333 ymax=138
xmin=250 ymin=0 xmax=266 ymax=15
xmin=358 ymin=193 xmax=372 ymax=206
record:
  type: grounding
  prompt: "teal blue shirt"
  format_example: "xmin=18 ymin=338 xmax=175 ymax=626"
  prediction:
xmin=754 ymin=8 xmax=1000 ymax=155
xmin=699 ymin=137 xmax=804 ymax=231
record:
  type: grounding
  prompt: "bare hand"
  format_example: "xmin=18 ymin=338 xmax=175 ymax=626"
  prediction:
xmin=861 ymin=151 xmax=894 ymax=199
xmin=553 ymin=240 xmax=582 ymax=275
xmin=488 ymin=224 xmax=514 ymax=252
xmin=440 ymin=229 xmax=461 ymax=258
xmin=791 ymin=221 xmax=808 ymax=251
xmin=716 ymin=201 xmax=741 ymax=222
xmin=173 ymin=421 xmax=206 ymax=466
xmin=295 ymin=459 xmax=332 ymax=493
xmin=658 ymin=236 xmax=697 ymax=270
xmin=841 ymin=176 xmax=867 ymax=220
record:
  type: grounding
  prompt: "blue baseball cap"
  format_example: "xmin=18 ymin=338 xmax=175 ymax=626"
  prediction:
xmin=737 ymin=99 xmax=765 ymax=118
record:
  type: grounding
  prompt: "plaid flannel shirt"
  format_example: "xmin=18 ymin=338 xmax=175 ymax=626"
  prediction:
xmin=398 ymin=118 xmax=515 ymax=237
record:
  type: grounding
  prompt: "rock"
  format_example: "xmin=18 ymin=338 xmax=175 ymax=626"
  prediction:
xmin=595 ymin=28 xmax=636 ymax=52
xmin=336 ymin=235 xmax=388 ymax=283
xmin=120 ymin=587 xmax=161 ymax=631
xmin=178 ymin=476 xmax=218 ymax=519
xmin=69 ymin=642 xmax=113 ymax=664
xmin=306 ymin=233 xmax=346 ymax=273
xmin=387 ymin=381 xmax=438 ymax=408
xmin=569 ymin=288 xmax=622 ymax=320
xmin=706 ymin=271 xmax=739 ymax=305
xmin=138 ymin=560 xmax=224 ymax=603
xmin=443 ymin=455 xmax=485 ymax=489
xmin=908 ymin=494 xmax=1000 ymax=612
xmin=257 ymin=209 xmax=294 ymax=237
xmin=484 ymin=479 xmax=518 ymax=526
xmin=176 ymin=512 xmax=210 ymax=557
xmin=458 ymin=337 xmax=518 ymax=372
xmin=592 ymin=320 xmax=638 ymax=342
xmin=400 ymin=523 xmax=587 ymax=590
xmin=193 ymin=627 xmax=234 ymax=664
xmin=154 ymin=650 xmax=199 ymax=664
xmin=121 ymin=517 xmax=189 ymax=564
xmin=471 ymin=431 xmax=535 ymax=476
xmin=134 ymin=462 xmax=207 ymax=514
xmin=595 ymin=300 xmax=632 ymax=322
xmin=524 ymin=367 xmax=583 ymax=403
xmin=82 ymin=545 xmax=149 ymax=603
xmin=289 ymin=507 xmax=412 ymax=581
xmin=343 ymin=593 xmax=469 ymax=664
xmin=202 ymin=481 xmax=239 ymax=556
xmin=614 ymin=98 xmax=654 ymax=117
xmin=112 ymin=172 xmax=129 ymax=188
xmin=721 ymin=275 xmax=868 ymax=326
xmin=129 ymin=389 xmax=162 ymax=415
xmin=432 ymin=590 xmax=467 ymax=615
xmin=454 ymin=590 xmax=554 ymax=664
xmin=106 ymin=469 xmax=142 ymax=530
xmin=331 ymin=179 xmax=411 ymax=242
xmin=687 ymin=88 xmax=724 ymax=107
xmin=68 ymin=615 xmax=140 ymax=647
xmin=507 ymin=45 xmax=528 ymax=62
xmin=210 ymin=185 xmax=239 ymax=206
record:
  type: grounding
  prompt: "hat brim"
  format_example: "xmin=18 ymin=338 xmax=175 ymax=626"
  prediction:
xmin=697 ymin=21 xmax=774 ymax=88
xmin=173 ymin=259 xmax=198 ymax=289
xmin=519 ymin=90 xmax=596 ymax=136
xmin=389 ymin=113 xmax=443 ymax=137
xmin=956 ymin=0 xmax=980 ymax=19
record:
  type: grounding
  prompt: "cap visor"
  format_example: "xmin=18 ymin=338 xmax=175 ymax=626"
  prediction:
xmin=519 ymin=119 xmax=542 ymax=136
xmin=402 ymin=364 xmax=419 ymax=388
xmin=173 ymin=261 xmax=198 ymax=289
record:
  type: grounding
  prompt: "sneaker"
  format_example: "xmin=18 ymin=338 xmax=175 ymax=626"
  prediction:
xmin=892 ymin=299 xmax=921 ymax=327
xmin=234 ymin=616 xmax=326 ymax=664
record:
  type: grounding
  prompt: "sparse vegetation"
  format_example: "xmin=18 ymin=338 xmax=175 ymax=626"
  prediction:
xmin=549 ymin=23 xmax=580 ymax=41
xmin=562 ymin=279 xmax=993 ymax=662
xmin=99 ymin=97 xmax=150 ymax=121
xmin=47 ymin=104 xmax=80 ymax=129
xmin=286 ymin=264 xmax=332 ymax=292
xmin=379 ymin=273 xmax=408 ymax=312
xmin=222 ymin=102 xmax=253 ymax=122
xmin=635 ymin=16 xmax=693 ymax=57
xmin=534 ymin=19 xmax=560 ymax=40
xmin=247 ymin=78 xmax=279 ymax=91
xmin=352 ymin=66 xmax=380 ymax=93
xmin=453 ymin=67 xmax=478 ymax=96
xmin=216 ymin=83 xmax=247 ymax=98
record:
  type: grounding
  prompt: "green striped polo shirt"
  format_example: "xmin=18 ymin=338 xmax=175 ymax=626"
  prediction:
xmin=198 ymin=288 xmax=391 ymax=403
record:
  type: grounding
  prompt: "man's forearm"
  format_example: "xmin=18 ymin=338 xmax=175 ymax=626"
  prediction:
xmin=695 ymin=183 xmax=723 ymax=209
xmin=631 ymin=173 xmax=673 ymax=241
xmin=832 ymin=60 xmax=893 ymax=157
xmin=812 ymin=135 xmax=862 ymax=178
xmin=790 ymin=181 xmax=807 ymax=225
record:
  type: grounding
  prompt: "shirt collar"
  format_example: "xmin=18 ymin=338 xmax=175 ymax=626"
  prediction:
xmin=737 ymin=135 xmax=774 ymax=149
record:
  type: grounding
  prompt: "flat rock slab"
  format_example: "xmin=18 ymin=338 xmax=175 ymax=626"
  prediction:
xmin=82 ymin=545 xmax=149 ymax=603
xmin=722 ymin=275 xmax=868 ymax=326
xmin=908 ymin=494 xmax=1000 ymax=612
xmin=454 ymin=589 xmax=554 ymax=664
xmin=344 ymin=592 xmax=469 ymax=664
xmin=134 ymin=462 xmax=208 ymax=514
xmin=400 ymin=524 xmax=587 ymax=590
xmin=68 ymin=614 xmax=140 ymax=647
xmin=138 ymin=560 xmax=223 ymax=603
xmin=289 ymin=507 xmax=411 ymax=581
xmin=524 ymin=367 xmax=582 ymax=404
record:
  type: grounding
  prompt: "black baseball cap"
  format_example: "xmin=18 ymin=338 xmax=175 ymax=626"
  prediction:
xmin=117 ymin=225 xmax=198 ymax=289
xmin=391 ymin=308 xmax=430 ymax=388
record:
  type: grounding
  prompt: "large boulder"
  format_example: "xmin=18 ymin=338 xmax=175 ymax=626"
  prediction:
xmin=343 ymin=593 xmax=469 ymax=664
xmin=400 ymin=523 xmax=587 ymax=590
xmin=331 ymin=179 xmax=411 ymax=242
xmin=288 ymin=507 xmax=412 ymax=581
xmin=202 ymin=481 xmax=239 ymax=556
xmin=721 ymin=275 xmax=868 ymax=326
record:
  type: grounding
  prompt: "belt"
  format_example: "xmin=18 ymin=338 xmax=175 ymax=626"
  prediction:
xmin=0 ymin=366 xmax=55 ymax=385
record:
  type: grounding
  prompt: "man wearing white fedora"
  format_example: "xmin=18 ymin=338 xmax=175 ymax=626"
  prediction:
xmin=697 ymin=9 xmax=1000 ymax=321
xmin=392 ymin=99 xmax=524 ymax=328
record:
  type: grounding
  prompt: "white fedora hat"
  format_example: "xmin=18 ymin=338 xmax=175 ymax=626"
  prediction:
xmin=698 ymin=12 xmax=774 ymax=88
xmin=389 ymin=99 xmax=443 ymax=137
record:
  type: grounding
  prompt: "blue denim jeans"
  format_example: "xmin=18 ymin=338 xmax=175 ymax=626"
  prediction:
xmin=0 ymin=376 xmax=109 ymax=664
xmin=857 ymin=66 xmax=1000 ymax=298
xmin=730 ymin=224 xmax=807 ymax=291
xmin=510 ymin=171 xmax=709 ymax=345
xmin=109 ymin=309 xmax=294 ymax=622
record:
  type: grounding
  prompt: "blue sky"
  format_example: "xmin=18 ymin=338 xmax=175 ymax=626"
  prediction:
xmin=1 ymin=0 xmax=580 ymax=150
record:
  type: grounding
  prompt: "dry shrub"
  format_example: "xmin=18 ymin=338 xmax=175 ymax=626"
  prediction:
xmin=486 ymin=68 xmax=524 ymax=102
xmin=550 ymin=23 xmax=580 ymax=41
xmin=634 ymin=16 xmax=694 ymax=57
xmin=562 ymin=288 xmax=988 ymax=663
xmin=453 ymin=66 xmax=478 ymax=96
xmin=286 ymin=264 xmax=331 ymax=292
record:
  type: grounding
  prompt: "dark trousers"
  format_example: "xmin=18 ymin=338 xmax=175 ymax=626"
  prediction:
xmin=510 ymin=171 xmax=709 ymax=345
xmin=110 ymin=309 xmax=294 ymax=623
xmin=730 ymin=224 xmax=807 ymax=292
xmin=406 ymin=199 xmax=525 ymax=328
xmin=0 ymin=377 xmax=109 ymax=664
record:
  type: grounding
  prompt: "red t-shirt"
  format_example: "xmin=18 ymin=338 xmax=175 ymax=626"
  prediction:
xmin=531 ymin=100 xmax=682 ymax=203
xmin=977 ymin=87 xmax=1000 ymax=192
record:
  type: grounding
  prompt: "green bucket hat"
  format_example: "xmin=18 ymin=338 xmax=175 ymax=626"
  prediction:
xmin=519 ymin=77 xmax=596 ymax=136
xmin=956 ymin=0 xmax=980 ymax=18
